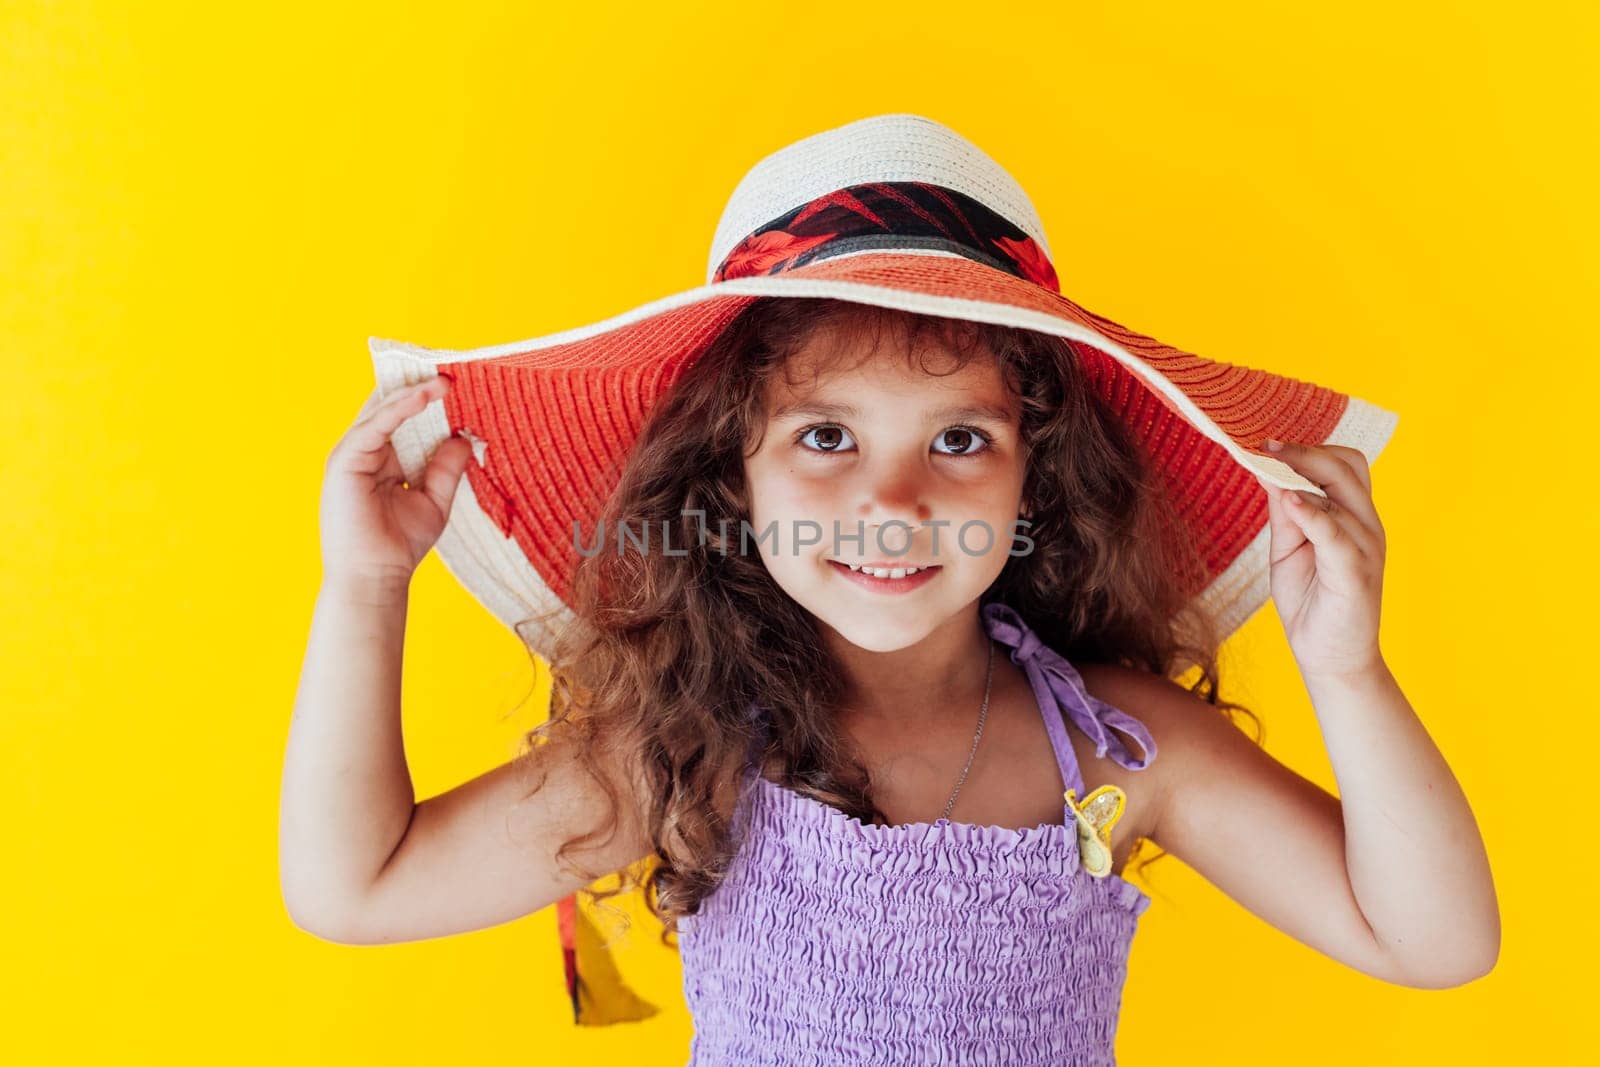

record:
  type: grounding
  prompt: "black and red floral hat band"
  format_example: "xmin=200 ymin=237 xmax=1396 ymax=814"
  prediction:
xmin=712 ymin=180 xmax=1061 ymax=294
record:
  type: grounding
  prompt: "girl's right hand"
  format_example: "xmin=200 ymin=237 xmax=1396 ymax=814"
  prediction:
xmin=319 ymin=377 xmax=477 ymax=592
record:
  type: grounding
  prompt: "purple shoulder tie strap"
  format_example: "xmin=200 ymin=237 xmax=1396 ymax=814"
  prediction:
xmin=982 ymin=601 xmax=1157 ymax=794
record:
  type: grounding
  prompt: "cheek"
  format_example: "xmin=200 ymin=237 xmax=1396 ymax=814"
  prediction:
xmin=948 ymin=460 xmax=1024 ymax=507
xmin=745 ymin=459 xmax=835 ymax=519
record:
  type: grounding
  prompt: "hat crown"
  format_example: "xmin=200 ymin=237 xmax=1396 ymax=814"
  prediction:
xmin=706 ymin=113 xmax=1054 ymax=287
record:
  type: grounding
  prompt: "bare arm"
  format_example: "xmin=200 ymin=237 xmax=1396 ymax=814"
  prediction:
xmin=277 ymin=575 xmax=416 ymax=937
xmin=1296 ymin=662 xmax=1499 ymax=984
xmin=1095 ymin=662 xmax=1497 ymax=989
xmin=278 ymin=376 xmax=653 ymax=944
xmin=352 ymin=719 xmax=655 ymax=944
xmin=279 ymin=575 xmax=655 ymax=944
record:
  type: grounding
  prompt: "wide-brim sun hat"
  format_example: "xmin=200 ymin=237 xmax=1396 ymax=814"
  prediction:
xmin=371 ymin=113 xmax=1397 ymax=662
xmin=365 ymin=112 xmax=1398 ymax=1025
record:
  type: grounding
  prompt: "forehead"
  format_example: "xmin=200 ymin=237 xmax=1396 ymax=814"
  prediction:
xmin=765 ymin=313 xmax=1014 ymax=409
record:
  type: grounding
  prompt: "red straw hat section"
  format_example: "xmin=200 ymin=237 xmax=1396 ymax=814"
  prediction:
xmin=370 ymin=250 xmax=1397 ymax=661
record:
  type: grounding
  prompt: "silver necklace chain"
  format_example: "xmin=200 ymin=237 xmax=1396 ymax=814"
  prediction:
xmin=939 ymin=638 xmax=996 ymax=822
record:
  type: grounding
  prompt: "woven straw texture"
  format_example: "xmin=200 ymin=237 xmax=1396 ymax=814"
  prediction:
xmin=369 ymin=249 xmax=1395 ymax=661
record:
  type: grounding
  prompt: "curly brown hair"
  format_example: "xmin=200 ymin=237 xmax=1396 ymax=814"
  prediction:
xmin=508 ymin=295 xmax=1260 ymax=945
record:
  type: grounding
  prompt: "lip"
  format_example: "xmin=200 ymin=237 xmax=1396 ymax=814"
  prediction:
xmin=828 ymin=559 xmax=942 ymax=594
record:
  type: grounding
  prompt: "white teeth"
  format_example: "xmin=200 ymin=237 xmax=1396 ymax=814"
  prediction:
xmin=845 ymin=564 xmax=922 ymax=579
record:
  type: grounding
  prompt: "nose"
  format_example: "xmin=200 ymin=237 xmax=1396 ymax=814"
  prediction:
xmin=856 ymin=459 xmax=934 ymax=548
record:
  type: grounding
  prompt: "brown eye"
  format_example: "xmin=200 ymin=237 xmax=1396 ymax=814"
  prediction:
xmin=798 ymin=424 xmax=853 ymax=452
xmin=933 ymin=427 xmax=991 ymax=456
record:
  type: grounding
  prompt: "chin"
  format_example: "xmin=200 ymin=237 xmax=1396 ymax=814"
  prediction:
xmin=820 ymin=616 xmax=938 ymax=653
xmin=783 ymin=575 xmax=979 ymax=655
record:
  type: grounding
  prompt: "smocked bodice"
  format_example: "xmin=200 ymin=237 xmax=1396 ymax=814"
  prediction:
xmin=677 ymin=601 xmax=1158 ymax=1066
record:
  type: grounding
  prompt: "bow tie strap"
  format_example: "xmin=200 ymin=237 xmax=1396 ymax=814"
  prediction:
xmin=1062 ymin=681 xmax=1157 ymax=770
xmin=982 ymin=602 xmax=1158 ymax=773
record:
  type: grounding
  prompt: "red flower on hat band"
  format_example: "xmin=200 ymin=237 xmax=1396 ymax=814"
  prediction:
xmin=716 ymin=230 xmax=837 ymax=280
xmin=990 ymin=234 xmax=1059 ymax=291
xmin=713 ymin=180 xmax=1061 ymax=294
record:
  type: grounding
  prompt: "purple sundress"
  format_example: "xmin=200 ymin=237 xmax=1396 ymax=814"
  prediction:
xmin=677 ymin=601 xmax=1159 ymax=1065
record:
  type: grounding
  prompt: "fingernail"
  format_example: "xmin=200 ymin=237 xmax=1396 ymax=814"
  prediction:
xmin=1263 ymin=438 xmax=1283 ymax=452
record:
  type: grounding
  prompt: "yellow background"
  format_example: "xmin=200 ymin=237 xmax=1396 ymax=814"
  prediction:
xmin=4 ymin=1 xmax=1594 ymax=1062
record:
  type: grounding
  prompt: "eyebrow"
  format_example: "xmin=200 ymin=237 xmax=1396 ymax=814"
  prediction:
xmin=770 ymin=400 xmax=1016 ymax=424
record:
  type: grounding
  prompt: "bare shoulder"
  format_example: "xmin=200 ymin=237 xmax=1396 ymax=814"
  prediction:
xmin=1074 ymin=661 xmax=1253 ymax=749
xmin=1072 ymin=661 xmax=1263 ymax=846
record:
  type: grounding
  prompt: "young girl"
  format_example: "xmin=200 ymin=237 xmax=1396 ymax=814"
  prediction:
xmin=280 ymin=114 xmax=1499 ymax=1064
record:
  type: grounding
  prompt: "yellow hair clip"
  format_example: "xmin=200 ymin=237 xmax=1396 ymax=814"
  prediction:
xmin=1064 ymin=785 xmax=1126 ymax=878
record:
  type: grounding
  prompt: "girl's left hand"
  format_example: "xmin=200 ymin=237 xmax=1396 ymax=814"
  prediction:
xmin=1255 ymin=439 xmax=1388 ymax=682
